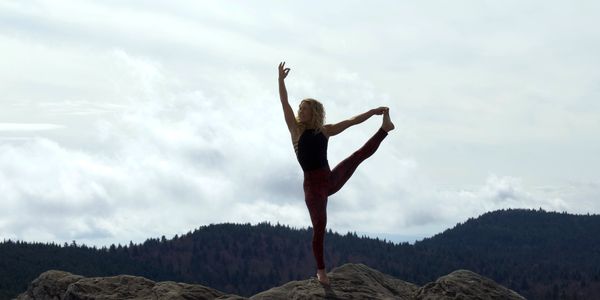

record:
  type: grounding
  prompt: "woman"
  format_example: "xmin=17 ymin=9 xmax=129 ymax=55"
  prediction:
xmin=278 ymin=62 xmax=394 ymax=285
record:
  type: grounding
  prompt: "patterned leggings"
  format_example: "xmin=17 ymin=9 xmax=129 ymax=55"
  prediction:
xmin=303 ymin=128 xmax=388 ymax=269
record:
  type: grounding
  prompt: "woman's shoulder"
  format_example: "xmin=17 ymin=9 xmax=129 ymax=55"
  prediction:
xmin=321 ymin=125 xmax=332 ymax=138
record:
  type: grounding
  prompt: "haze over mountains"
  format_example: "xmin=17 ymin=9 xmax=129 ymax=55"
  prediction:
xmin=2 ymin=209 xmax=599 ymax=299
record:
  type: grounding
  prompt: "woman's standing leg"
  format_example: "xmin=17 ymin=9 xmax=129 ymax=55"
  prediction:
xmin=304 ymin=169 xmax=329 ymax=272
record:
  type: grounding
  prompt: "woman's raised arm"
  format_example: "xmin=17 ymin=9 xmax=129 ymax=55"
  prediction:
xmin=324 ymin=107 xmax=388 ymax=137
xmin=278 ymin=62 xmax=298 ymax=137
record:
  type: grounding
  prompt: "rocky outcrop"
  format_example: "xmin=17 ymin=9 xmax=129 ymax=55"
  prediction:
xmin=16 ymin=270 xmax=84 ymax=300
xmin=251 ymin=263 xmax=418 ymax=299
xmin=250 ymin=264 xmax=525 ymax=300
xmin=16 ymin=263 xmax=525 ymax=300
xmin=414 ymin=269 xmax=525 ymax=300
xmin=16 ymin=271 xmax=241 ymax=300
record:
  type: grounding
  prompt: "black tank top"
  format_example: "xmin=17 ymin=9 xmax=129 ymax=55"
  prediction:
xmin=295 ymin=129 xmax=329 ymax=171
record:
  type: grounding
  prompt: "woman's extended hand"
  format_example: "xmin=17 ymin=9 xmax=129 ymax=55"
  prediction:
xmin=279 ymin=62 xmax=291 ymax=80
xmin=372 ymin=107 xmax=389 ymax=115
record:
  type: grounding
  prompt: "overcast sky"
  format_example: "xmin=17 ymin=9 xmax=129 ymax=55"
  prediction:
xmin=1 ymin=1 xmax=599 ymax=246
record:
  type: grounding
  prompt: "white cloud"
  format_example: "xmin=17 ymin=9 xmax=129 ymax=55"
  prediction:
xmin=0 ymin=123 xmax=65 ymax=131
xmin=1 ymin=1 xmax=599 ymax=246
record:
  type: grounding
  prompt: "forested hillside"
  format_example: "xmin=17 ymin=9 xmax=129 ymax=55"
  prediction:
xmin=2 ymin=209 xmax=600 ymax=299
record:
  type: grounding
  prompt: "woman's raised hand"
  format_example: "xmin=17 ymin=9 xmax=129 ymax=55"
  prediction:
xmin=372 ymin=107 xmax=389 ymax=115
xmin=279 ymin=62 xmax=291 ymax=80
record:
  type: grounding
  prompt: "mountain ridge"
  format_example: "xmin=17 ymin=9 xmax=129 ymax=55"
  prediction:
xmin=3 ymin=208 xmax=600 ymax=299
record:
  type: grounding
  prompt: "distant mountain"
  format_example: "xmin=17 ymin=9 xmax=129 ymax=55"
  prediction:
xmin=2 ymin=209 xmax=600 ymax=299
xmin=417 ymin=209 xmax=600 ymax=299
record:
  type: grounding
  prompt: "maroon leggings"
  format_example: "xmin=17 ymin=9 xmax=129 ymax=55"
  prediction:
xmin=303 ymin=128 xmax=388 ymax=270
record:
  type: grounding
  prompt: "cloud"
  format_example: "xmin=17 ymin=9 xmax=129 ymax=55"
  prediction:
xmin=2 ymin=44 xmax=598 ymax=245
xmin=0 ymin=47 xmax=302 ymax=245
xmin=0 ymin=138 xmax=116 ymax=241
xmin=1 ymin=1 xmax=600 ymax=246
xmin=0 ymin=123 xmax=65 ymax=131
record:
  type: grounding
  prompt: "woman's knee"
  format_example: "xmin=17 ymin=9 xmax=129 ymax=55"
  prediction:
xmin=313 ymin=218 xmax=327 ymax=232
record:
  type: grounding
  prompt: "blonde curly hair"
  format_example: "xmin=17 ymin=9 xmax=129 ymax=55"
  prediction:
xmin=297 ymin=98 xmax=326 ymax=133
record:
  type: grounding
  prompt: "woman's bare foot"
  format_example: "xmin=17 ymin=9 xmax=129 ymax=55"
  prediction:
xmin=381 ymin=109 xmax=395 ymax=132
xmin=316 ymin=269 xmax=330 ymax=285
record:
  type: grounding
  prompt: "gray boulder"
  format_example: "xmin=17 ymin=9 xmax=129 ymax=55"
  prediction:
xmin=414 ymin=269 xmax=526 ymax=300
xmin=251 ymin=263 xmax=418 ymax=300
xmin=17 ymin=270 xmax=83 ymax=300
xmin=16 ymin=271 xmax=235 ymax=300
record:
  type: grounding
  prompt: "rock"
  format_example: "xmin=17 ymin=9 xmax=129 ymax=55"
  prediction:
xmin=15 ymin=270 xmax=237 ymax=300
xmin=63 ymin=275 xmax=155 ymax=299
xmin=414 ymin=269 xmax=526 ymax=300
xmin=250 ymin=263 xmax=418 ymax=300
xmin=16 ymin=264 xmax=525 ymax=300
xmin=152 ymin=281 xmax=233 ymax=300
xmin=16 ymin=270 xmax=83 ymax=300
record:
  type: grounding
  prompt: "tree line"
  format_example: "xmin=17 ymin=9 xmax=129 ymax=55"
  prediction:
xmin=2 ymin=208 xmax=599 ymax=299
